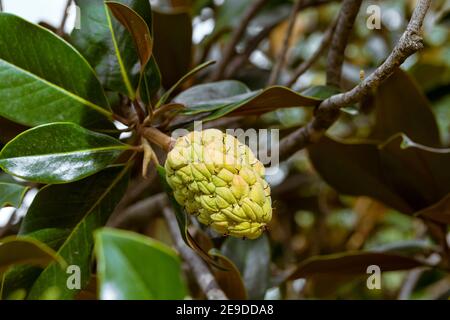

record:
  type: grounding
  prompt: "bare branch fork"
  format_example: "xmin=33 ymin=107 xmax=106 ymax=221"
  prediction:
xmin=279 ymin=0 xmax=431 ymax=160
xmin=218 ymin=0 xmax=340 ymax=80
xmin=210 ymin=0 xmax=269 ymax=81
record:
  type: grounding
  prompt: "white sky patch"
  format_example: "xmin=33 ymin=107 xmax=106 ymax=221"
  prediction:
xmin=3 ymin=0 xmax=77 ymax=33
xmin=101 ymin=282 xmax=123 ymax=300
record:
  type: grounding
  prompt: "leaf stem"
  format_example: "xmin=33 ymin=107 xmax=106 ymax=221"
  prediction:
xmin=142 ymin=127 xmax=175 ymax=152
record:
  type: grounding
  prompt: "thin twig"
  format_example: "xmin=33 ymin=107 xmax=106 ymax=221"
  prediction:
xmin=163 ymin=207 xmax=228 ymax=300
xmin=210 ymin=0 xmax=269 ymax=81
xmin=398 ymin=268 xmax=425 ymax=300
xmin=278 ymin=0 xmax=431 ymax=160
xmin=225 ymin=19 xmax=283 ymax=79
xmin=224 ymin=0 xmax=340 ymax=79
xmin=326 ymin=0 xmax=362 ymax=88
xmin=286 ymin=17 xmax=337 ymax=87
xmin=58 ymin=0 xmax=72 ymax=36
xmin=268 ymin=0 xmax=304 ymax=86
xmin=108 ymin=193 xmax=166 ymax=228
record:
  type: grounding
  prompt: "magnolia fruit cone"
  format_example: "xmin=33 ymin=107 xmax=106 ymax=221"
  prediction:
xmin=165 ymin=129 xmax=272 ymax=239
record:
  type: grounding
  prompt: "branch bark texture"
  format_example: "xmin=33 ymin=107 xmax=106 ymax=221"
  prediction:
xmin=279 ymin=0 xmax=431 ymax=160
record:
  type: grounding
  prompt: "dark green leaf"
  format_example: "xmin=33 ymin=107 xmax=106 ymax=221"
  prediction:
xmin=372 ymin=69 xmax=441 ymax=147
xmin=179 ymin=84 xmax=321 ymax=121
xmin=300 ymin=85 xmax=340 ymax=100
xmin=158 ymin=60 xmax=216 ymax=107
xmin=0 ymin=123 xmax=129 ymax=184
xmin=415 ymin=193 xmax=450 ymax=224
xmin=209 ymin=249 xmax=247 ymax=300
xmin=308 ymin=136 xmax=413 ymax=214
xmin=309 ymin=134 xmax=450 ymax=214
xmin=95 ymin=228 xmax=187 ymax=300
xmin=71 ymin=0 xmax=160 ymax=99
xmin=0 ymin=182 xmax=28 ymax=208
xmin=174 ymin=80 xmax=250 ymax=108
xmin=370 ymin=239 xmax=437 ymax=256
xmin=13 ymin=166 xmax=130 ymax=299
xmin=289 ymin=252 xmax=427 ymax=280
xmin=0 ymin=236 xmax=66 ymax=275
xmin=380 ymin=134 xmax=450 ymax=209
xmin=153 ymin=8 xmax=192 ymax=89
xmin=0 ymin=13 xmax=113 ymax=129
xmin=221 ymin=234 xmax=271 ymax=299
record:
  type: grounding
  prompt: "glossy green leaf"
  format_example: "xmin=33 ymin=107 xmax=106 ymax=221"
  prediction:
xmin=221 ymin=234 xmax=270 ymax=299
xmin=0 ymin=123 xmax=129 ymax=184
xmin=71 ymin=0 xmax=160 ymax=99
xmin=153 ymin=8 xmax=193 ymax=89
xmin=289 ymin=252 xmax=427 ymax=280
xmin=0 ymin=236 xmax=66 ymax=275
xmin=178 ymin=84 xmax=321 ymax=120
xmin=372 ymin=69 xmax=441 ymax=147
xmin=0 ymin=182 xmax=28 ymax=208
xmin=309 ymin=134 xmax=450 ymax=214
xmin=95 ymin=228 xmax=186 ymax=300
xmin=4 ymin=166 xmax=130 ymax=299
xmin=0 ymin=13 xmax=113 ymax=129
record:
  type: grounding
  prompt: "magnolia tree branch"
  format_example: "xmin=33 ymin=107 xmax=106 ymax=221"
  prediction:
xmin=162 ymin=207 xmax=228 ymax=300
xmin=223 ymin=0 xmax=339 ymax=79
xmin=268 ymin=0 xmax=304 ymax=85
xmin=326 ymin=0 xmax=363 ymax=88
xmin=210 ymin=0 xmax=269 ymax=81
xmin=279 ymin=0 xmax=431 ymax=160
xmin=286 ymin=17 xmax=337 ymax=87
xmin=108 ymin=193 xmax=166 ymax=228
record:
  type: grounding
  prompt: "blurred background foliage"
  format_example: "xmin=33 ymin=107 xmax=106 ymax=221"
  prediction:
xmin=149 ymin=0 xmax=450 ymax=300
xmin=0 ymin=0 xmax=449 ymax=300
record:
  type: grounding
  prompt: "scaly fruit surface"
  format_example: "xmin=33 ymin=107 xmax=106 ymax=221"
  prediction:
xmin=165 ymin=129 xmax=272 ymax=239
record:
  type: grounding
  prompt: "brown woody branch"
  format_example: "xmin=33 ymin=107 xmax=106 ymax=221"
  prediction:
xmin=162 ymin=207 xmax=228 ymax=300
xmin=279 ymin=0 xmax=431 ymax=160
xmin=58 ymin=0 xmax=72 ymax=36
xmin=326 ymin=0 xmax=363 ymax=88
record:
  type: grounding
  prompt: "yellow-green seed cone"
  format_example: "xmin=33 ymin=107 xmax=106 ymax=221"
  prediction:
xmin=165 ymin=129 xmax=272 ymax=239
